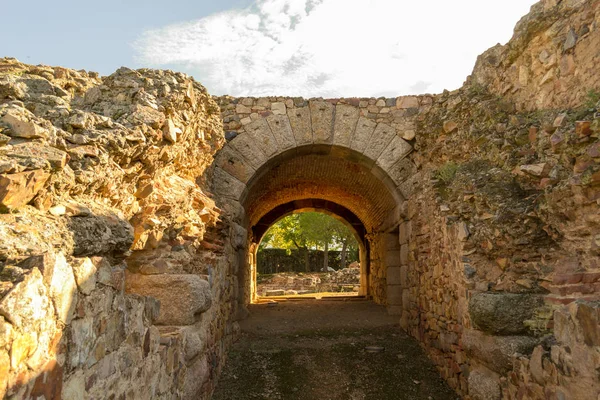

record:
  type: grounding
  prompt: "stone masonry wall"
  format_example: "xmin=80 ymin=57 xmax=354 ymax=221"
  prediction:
xmin=394 ymin=1 xmax=600 ymax=398
xmin=0 ymin=58 xmax=239 ymax=399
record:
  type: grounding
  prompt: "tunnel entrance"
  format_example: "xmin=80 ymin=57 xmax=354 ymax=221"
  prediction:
xmin=212 ymin=118 xmax=415 ymax=312
xmin=253 ymin=208 xmax=365 ymax=299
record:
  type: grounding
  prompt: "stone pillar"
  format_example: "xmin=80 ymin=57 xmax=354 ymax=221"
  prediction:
xmin=385 ymin=231 xmax=402 ymax=315
xmin=358 ymin=242 xmax=369 ymax=296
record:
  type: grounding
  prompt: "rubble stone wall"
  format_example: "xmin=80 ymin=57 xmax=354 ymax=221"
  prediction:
xmin=0 ymin=59 xmax=239 ymax=399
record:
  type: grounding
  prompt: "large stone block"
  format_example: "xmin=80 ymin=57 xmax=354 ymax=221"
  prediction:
xmin=0 ymin=169 xmax=50 ymax=210
xmin=387 ymin=284 xmax=402 ymax=306
xmin=469 ymin=292 xmax=543 ymax=335
xmin=0 ymin=268 xmax=52 ymax=328
xmin=309 ymin=100 xmax=334 ymax=144
xmin=214 ymin=145 xmax=256 ymax=184
xmin=1 ymin=111 xmax=49 ymax=139
xmin=400 ymin=265 xmax=409 ymax=287
xmin=376 ymin=135 xmax=412 ymax=171
xmin=385 ymin=250 xmax=401 ymax=268
xmin=228 ymin=133 xmax=268 ymax=170
xmin=399 ymin=221 xmax=411 ymax=245
xmin=266 ymin=114 xmax=295 ymax=151
xmin=46 ymin=252 xmax=78 ymax=324
xmin=71 ymin=257 xmax=98 ymax=296
xmin=183 ymin=355 xmax=210 ymax=399
xmin=287 ymin=106 xmax=312 ymax=146
xmin=364 ymin=123 xmax=396 ymax=161
xmin=468 ymin=366 xmax=501 ymax=400
xmin=212 ymin=167 xmax=246 ymax=202
xmin=387 ymin=266 xmax=402 ymax=285
xmin=575 ymin=301 xmax=600 ymax=347
xmin=350 ymin=117 xmax=377 ymax=153
xmin=5 ymin=143 xmax=69 ymax=171
xmin=333 ymin=104 xmax=360 ymax=147
xmin=68 ymin=213 xmax=134 ymax=258
xmin=125 ymin=273 xmax=212 ymax=325
xmin=462 ymin=328 xmax=538 ymax=374
xmin=245 ymin=118 xmax=279 ymax=157
xmin=387 ymin=158 xmax=417 ymax=187
xmin=400 ymin=244 xmax=409 ymax=265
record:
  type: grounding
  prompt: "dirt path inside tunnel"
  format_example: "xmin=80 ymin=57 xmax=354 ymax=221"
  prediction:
xmin=212 ymin=300 xmax=458 ymax=400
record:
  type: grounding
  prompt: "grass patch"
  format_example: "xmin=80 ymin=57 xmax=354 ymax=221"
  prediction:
xmin=434 ymin=162 xmax=459 ymax=184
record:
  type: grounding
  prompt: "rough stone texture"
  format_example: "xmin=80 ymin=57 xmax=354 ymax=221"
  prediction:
xmin=471 ymin=0 xmax=600 ymax=111
xmin=125 ymin=273 xmax=212 ymax=325
xmin=469 ymin=292 xmax=544 ymax=335
xmin=0 ymin=170 xmax=50 ymax=210
xmin=0 ymin=59 xmax=236 ymax=400
xmin=333 ymin=103 xmax=360 ymax=146
xmin=309 ymin=100 xmax=334 ymax=144
xmin=462 ymin=329 xmax=538 ymax=374
xmin=468 ymin=367 xmax=501 ymax=400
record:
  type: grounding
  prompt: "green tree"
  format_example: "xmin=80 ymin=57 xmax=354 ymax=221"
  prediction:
xmin=260 ymin=212 xmax=359 ymax=272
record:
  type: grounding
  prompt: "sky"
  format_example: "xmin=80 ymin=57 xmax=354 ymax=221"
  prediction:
xmin=1 ymin=0 xmax=537 ymax=98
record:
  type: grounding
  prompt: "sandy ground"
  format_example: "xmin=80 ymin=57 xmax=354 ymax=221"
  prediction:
xmin=212 ymin=299 xmax=458 ymax=400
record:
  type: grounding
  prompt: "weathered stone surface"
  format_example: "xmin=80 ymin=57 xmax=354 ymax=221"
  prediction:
xmin=62 ymin=370 xmax=85 ymax=399
xmin=184 ymin=355 xmax=210 ymax=398
xmin=162 ymin=119 xmax=181 ymax=143
xmin=0 ymin=268 xmax=52 ymax=328
xmin=364 ymin=123 xmax=396 ymax=160
xmin=266 ymin=114 xmax=295 ymax=151
xmin=69 ymin=214 xmax=134 ymax=258
xmin=0 ymin=169 xmax=50 ymax=209
xmin=462 ymin=329 xmax=538 ymax=374
xmin=3 ymin=143 xmax=68 ymax=171
xmin=443 ymin=120 xmax=458 ymax=134
xmin=469 ymin=293 xmax=543 ymax=335
xmin=271 ymin=102 xmax=286 ymax=115
xmin=125 ymin=273 xmax=212 ymax=325
xmin=214 ymin=145 xmax=256 ymax=184
xmin=245 ymin=118 xmax=279 ymax=157
xmin=468 ymin=367 xmax=501 ymax=400
xmin=396 ymin=96 xmax=419 ymax=109
xmin=376 ymin=136 xmax=412 ymax=171
xmin=0 ymin=350 xmax=8 ymax=398
xmin=519 ymin=163 xmax=550 ymax=177
xmin=68 ymin=317 xmax=94 ymax=369
xmin=287 ymin=106 xmax=312 ymax=146
xmin=350 ymin=117 xmax=377 ymax=153
xmin=71 ymin=257 xmax=97 ymax=295
xmin=309 ymin=100 xmax=334 ymax=144
xmin=1 ymin=111 xmax=48 ymax=139
xmin=333 ymin=104 xmax=360 ymax=147
xmin=46 ymin=252 xmax=78 ymax=324
xmin=387 ymin=266 xmax=402 ymax=285
xmin=212 ymin=167 xmax=246 ymax=201
xmin=228 ymin=132 xmax=268 ymax=170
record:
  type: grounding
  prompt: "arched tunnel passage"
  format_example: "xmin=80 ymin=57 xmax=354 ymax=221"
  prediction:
xmin=251 ymin=200 xmax=370 ymax=298
xmin=212 ymin=141 xmax=411 ymax=311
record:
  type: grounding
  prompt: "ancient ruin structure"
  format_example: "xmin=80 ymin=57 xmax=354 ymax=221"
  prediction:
xmin=0 ymin=0 xmax=599 ymax=398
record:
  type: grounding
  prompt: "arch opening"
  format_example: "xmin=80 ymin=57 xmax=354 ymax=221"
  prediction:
xmin=252 ymin=205 xmax=369 ymax=300
xmin=216 ymin=144 xmax=407 ymax=309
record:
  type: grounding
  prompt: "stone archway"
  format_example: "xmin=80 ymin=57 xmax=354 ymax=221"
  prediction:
xmin=210 ymin=96 xmax=428 ymax=314
xmin=251 ymin=199 xmax=370 ymax=300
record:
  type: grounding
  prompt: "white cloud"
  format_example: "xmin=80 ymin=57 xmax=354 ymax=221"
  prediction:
xmin=133 ymin=0 xmax=538 ymax=98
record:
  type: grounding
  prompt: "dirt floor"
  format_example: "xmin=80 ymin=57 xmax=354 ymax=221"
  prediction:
xmin=212 ymin=299 xmax=459 ymax=400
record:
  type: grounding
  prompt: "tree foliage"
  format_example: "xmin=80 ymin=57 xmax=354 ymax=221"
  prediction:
xmin=259 ymin=212 xmax=359 ymax=270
